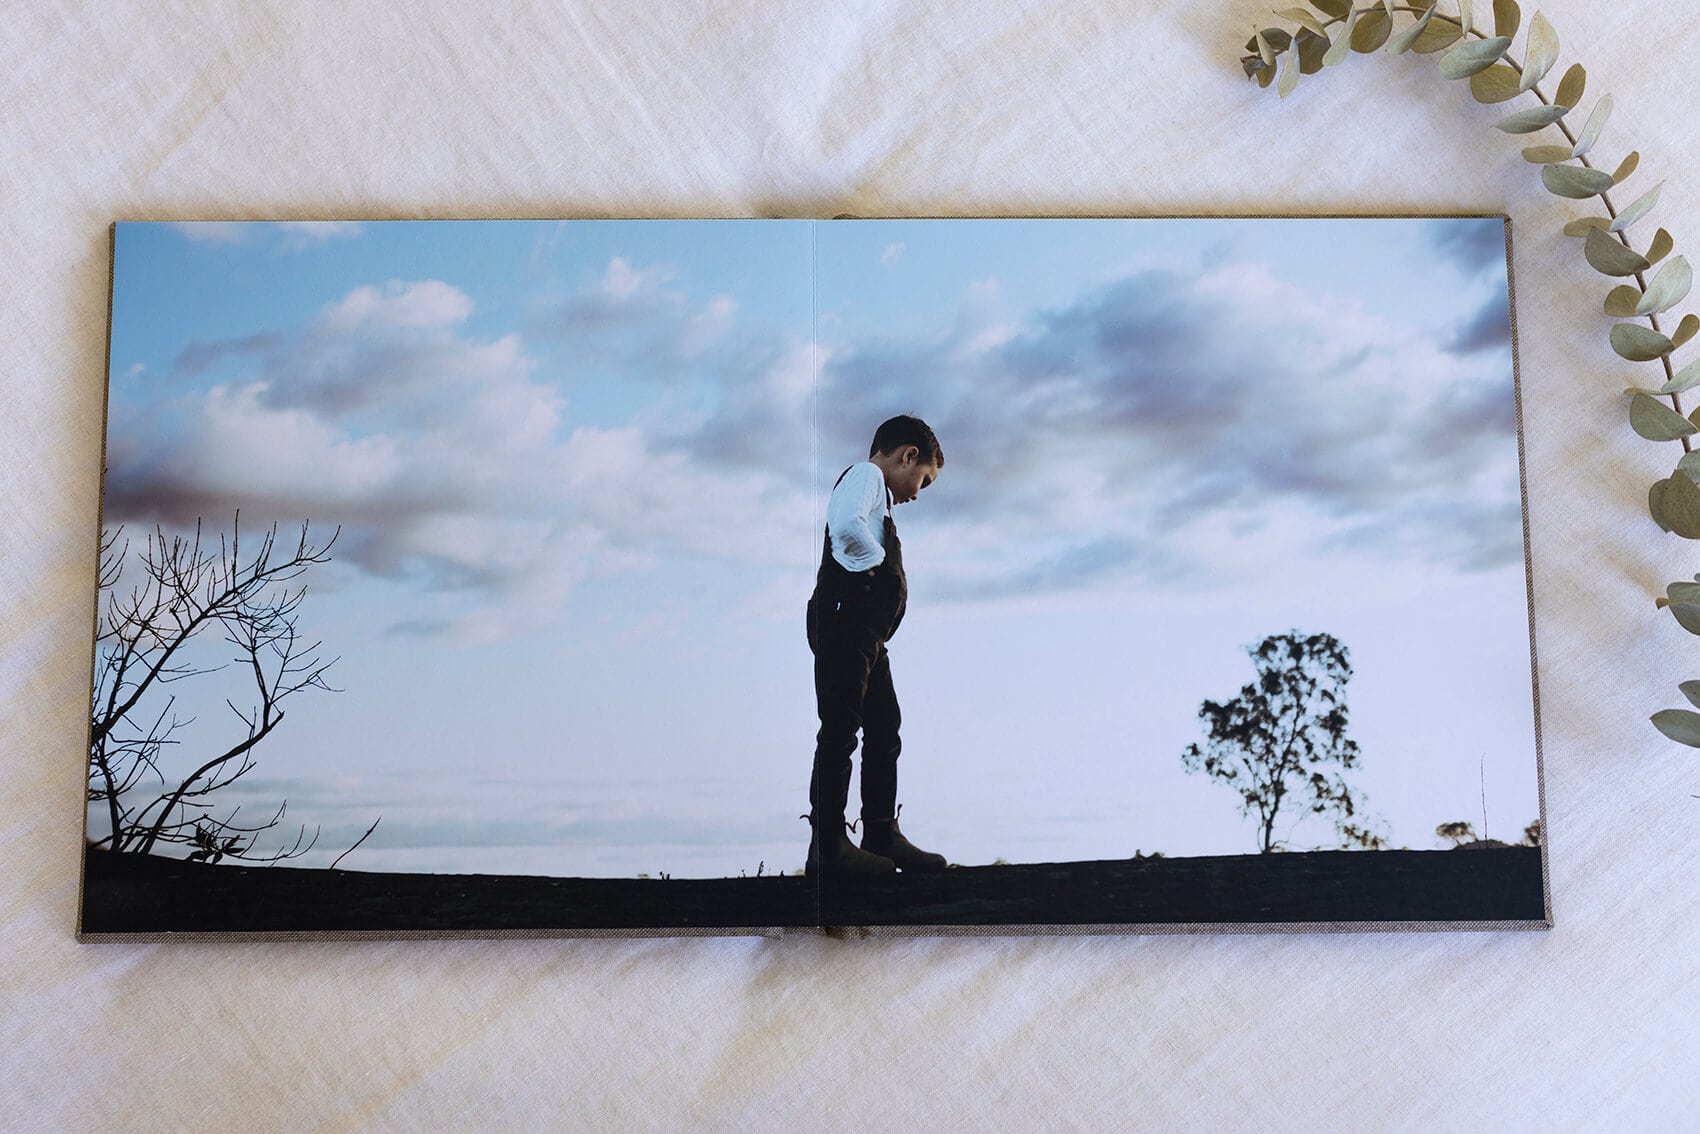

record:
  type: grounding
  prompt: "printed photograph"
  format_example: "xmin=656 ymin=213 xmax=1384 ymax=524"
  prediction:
xmin=81 ymin=216 xmax=1545 ymax=936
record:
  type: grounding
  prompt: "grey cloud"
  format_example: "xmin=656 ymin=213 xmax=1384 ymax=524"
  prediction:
xmin=810 ymin=265 xmax=1525 ymax=597
xmin=1447 ymin=293 xmax=1513 ymax=354
xmin=1431 ymin=217 xmax=1507 ymax=276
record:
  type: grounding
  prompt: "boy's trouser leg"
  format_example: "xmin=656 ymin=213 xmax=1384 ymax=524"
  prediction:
xmin=858 ymin=649 xmax=900 ymax=823
xmin=809 ymin=597 xmax=885 ymax=823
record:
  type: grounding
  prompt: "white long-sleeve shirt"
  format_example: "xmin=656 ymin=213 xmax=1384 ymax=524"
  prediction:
xmin=826 ymin=462 xmax=891 ymax=571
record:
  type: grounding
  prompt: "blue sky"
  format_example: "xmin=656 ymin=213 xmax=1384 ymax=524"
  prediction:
xmin=96 ymin=216 xmax=1538 ymax=876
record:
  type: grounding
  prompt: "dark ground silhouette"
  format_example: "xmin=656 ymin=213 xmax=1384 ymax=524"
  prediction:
xmin=79 ymin=844 xmax=1546 ymax=938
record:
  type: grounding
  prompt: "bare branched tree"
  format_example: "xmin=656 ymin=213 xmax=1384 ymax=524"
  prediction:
xmin=1181 ymin=631 xmax=1388 ymax=853
xmin=88 ymin=515 xmax=340 ymax=862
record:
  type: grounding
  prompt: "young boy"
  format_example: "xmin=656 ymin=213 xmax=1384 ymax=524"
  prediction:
xmin=805 ymin=415 xmax=948 ymax=877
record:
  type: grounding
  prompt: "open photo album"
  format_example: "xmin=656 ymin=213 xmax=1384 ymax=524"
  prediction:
xmin=79 ymin=215 xmax=1547 ymax=938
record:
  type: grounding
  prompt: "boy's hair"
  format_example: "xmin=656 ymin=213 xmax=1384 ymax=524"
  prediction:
xmin=869 ymin=415 xmax=944 ymax=468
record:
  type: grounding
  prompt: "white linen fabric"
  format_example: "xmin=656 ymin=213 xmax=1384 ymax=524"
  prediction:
xmin=5 ymin=1 xmax=1699 ymax=1127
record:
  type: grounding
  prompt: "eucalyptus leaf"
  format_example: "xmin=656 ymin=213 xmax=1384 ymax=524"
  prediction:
xmin=1414 ymin=17 xmax=1465 ymax=55
xmin=1662 ymin=357 xmax=1700 ymax=395
xmin=1541 ymin=164 xmax=1614 ymax=199
xmin=1628 ymin=387 xmax=1665 ymax=397
xmin=1386 ymin=2 xmax=1437 ymax=54
xmin=1493 ymin=0 xmax=1520 ymax=39
xmin=1663 ymin=475 xmax=1700 ymax=537
xmin=1280 ymin=8 xmax=1330 ymax=36
xmin=1674 ymin=314 xmax=1700 ymax=350
xmin=1471 ymin=64 xmax=1523 ymax=104
xmin=1494 ymin=105 xmax=1567 ymax=133
xmin=1353 ymin=9 xmax=1393 ymax=52
xmin=1612 ymin=323 xmax=1675 ymax=361
xmin=1668 ymin=603 xmax=1700 ymax=636
xmin=1611 ymin=182 xmax=1663 ymax=234
xmin=1631 ymin=393 xmax=1696 ymax=441
xmin=1322 ymin=7 xmax=1356 ymax=66
xmin=1279 ymin=39 xmax=1302 ymax=97
xmin=1438 ymin=34 xmax=1510 ymax=76
xmin=1256 ymin=31 xmax=1275 ymax=67
xmin=1638 ymin=258 xmax=1693 ymax=317
xmin=1648 ymin=228 xmax=1675 ymax=265
xmin=1650 ymin=475 xmax=1700 ymax=537
xmin=1296 ymin=29 xmax=1330 ymax=74
xmin=1613 ymin=151 xmax=1640 ymax=186
xmin=1382 ymin=0 xmax=1395 ymax=14
xmin=1257 ymin=63 xmax=1277 ymax=89
xmin=1681 ymin=681 xmax=1700 ymax=711
xmin=1458 ymin=0 xmax=1473 ymax=34
xmin=1521 ymin=144 xmax=1572 ymax=163
xmin=1572 ymin=94 xmax=1614 ymax=158
xmin=1679 ymin=450 xmax=1700 ymax=481
xmin=1668 ymin=582 xmax=1700 ymax=604
xmin=1605 ymin=285 xmax=1643 ymax=318
xmin=1586 ymin=225 xmax=1651 ymax=276
xmin=1563 ymin=217 xmax=1612 ymax=238
xmin=1519 ymin=10 xmax=1559 ymax=92
xmin=1309 ymin=0 xmax=1353 ymax=18
xmin=1555 ymin=62 xmax=1586 ymax=108
xmin=1651 ymin=709 xmax=1700 ymax=746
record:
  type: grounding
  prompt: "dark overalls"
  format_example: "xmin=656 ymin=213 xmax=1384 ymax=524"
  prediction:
xmin=806 ymin=467 xmax=907 ymax=828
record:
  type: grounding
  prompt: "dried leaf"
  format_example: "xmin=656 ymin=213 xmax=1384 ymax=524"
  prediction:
xmin=1322 ymin=7 xmax=1357 ymax=66
xmin=1296 ymin=28 xmax=1331 ymax=74
xmin=1586 ymin=225 xmax=1651 ymax=276
xmin=1494 ymin=105 xmax=1567 ymax=133
xmin=1555 ymin=62 xmax=1586 ymax=108
xmin=1519 ymin=10 xmax=1559 ymax=93
xmin=1540 ymin=164 xmax=1614 ymax=199
xmin=1353 ymin=9 xmax=1393 ymax=52
xmin=1637 ymin=256 xmax=1691 ymax=317
xmin=1631 ymin=393 xmax=1696 ymax=440
xmin=1605 ymin=285 xmax=1643 ymax=317
xmin=1493 ymin=0 xmax=1520 ymax=38
xmin=1662 ymin=357 xmax=1700 ymax=395
xmin=1649 ymin=228 xmax=1675 ymax=265
xmin=1613 ymin=151 xmax=1640 ymax=185
xmin=1563 ymin=216 xmax=1611 ymax=237
xmin=1438 ymin=34 xmax=1510 ymax=76
xmin=1414 ymin=17 xmax=1465 ymax=55
xmin=1309 ymin=0 xmax=1353 ymax=17
xmin=1279 ymin=40 xmax=1302 ymax=97
xmin=1521 ymin=144 xmax=1573 ymax=163
xmin=1280 ymin=8 xmax=1330 ymax=36
xmin=1675 ymin=314 xmax=1700 ymax=350
xmin=1386 ymin=2 xmax=1437 ymax=54
xmin=1651 ymin=709 xmax=1700 ymax=746
xmin=1572 ymin=94 xmax=1614 ymax=158
xmin=1613 ymin=323 xmax=1675 ymax=361
xmin=1610 ymin=182 xmax=1663 ymax=234
xmin=1471 ymin=64 xmax=1523 ymax=103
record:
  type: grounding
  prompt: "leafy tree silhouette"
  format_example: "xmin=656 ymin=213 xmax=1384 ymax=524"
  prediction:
xmin=1181 ymin=631 xmax=1386 ymax=853
xmin=87 ymin=516 xmax=349 ymax=862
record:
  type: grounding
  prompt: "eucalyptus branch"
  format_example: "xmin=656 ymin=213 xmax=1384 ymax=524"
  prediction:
xmin=1242 ymin=0 xmax=1700 ymax=748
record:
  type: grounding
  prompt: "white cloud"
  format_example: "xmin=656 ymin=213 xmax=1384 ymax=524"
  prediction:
xmin=881 ymin=242 xmax=905 ymax=268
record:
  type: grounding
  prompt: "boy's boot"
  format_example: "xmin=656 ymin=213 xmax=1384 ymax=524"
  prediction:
xmin=805 ymin=815 xmax=896 ymax=877
xmin=860 ymin=808 xmax=947 ymax=873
